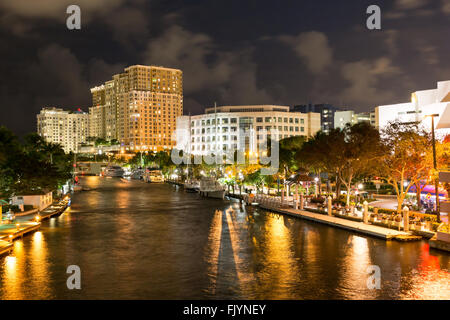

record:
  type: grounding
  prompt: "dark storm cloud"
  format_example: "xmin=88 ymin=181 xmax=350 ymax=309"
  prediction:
xmin=0 ymin=0 xmax=449 ymax=134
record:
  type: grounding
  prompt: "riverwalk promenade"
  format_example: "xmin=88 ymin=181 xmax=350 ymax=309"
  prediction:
xmin=0 ymin=221 xmax=41 ymax=255
xmin=259 ymin=203 xmax=414 ymax=240
xmin=227 ymin=192 xmax=421 ymax=241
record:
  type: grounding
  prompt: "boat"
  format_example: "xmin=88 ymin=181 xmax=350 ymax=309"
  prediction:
xmin=184 ymin=179 xmax=200 ymax=193
xmin=199 ymin=177 xmax=226 ymax=199
xmin=144 ymin=169 xmax=164 ymax=183
xmin=104 ymin=165 xmax=125 ymax=177
xmin=130 ymin=168 xmax=145 ymax=180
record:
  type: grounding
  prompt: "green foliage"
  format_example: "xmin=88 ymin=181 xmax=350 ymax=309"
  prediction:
xmin=278 ymin=136 xmax=305 ymax=174
xmin=374 ymin=121 xmax=434 ymax=213
xmin=0 ymin=126 xmax=72 ymax=198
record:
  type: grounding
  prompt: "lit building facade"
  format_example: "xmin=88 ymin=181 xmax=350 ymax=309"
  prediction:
xmin=334 ymin=110 xmax=375 ymax=130
xmin=375 ymin=80 xmax=450 ymax=136
xmin=89 ymin=65 xmax=183 ymax=151
xmin=292 ymin=103 xmax=340 ymax=133
xmin=37 ymin=107 xmax=89 ymax=153
xmin=176 ymin=105 xmax=320 ymax=155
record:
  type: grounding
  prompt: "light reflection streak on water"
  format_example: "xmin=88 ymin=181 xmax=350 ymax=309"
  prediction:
xmin=2 ymin=241 xmax=25 ymax=299
xmin=261 ymin=214 xmax=300 ymax=299
xmin=227 ymin=208 xmax=257 ymax=291
xmin=29 ymin=231 xmax=52 ymax=299
xmin=225 ymin=210 xmax=246 ymax=292
xmin=339 ymin=236 xmax=376 ymax=299
xmin=206 ymin=209 xmax=222 ymax=295
xmin=400 ymin=243 xmax=450 ymax=300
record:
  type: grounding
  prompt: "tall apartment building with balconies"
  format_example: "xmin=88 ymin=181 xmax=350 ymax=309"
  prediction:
xmin=89 ymin=65 xmax=183 ymax=151
xmin=37 ymin=107 xmax=89 ymax=153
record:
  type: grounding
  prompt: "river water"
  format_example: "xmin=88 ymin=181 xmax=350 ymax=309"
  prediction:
xmin=0 ymin=176 xmax=449 ymax=299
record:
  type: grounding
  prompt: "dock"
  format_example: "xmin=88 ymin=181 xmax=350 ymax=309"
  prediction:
xmin=37 ymin=203 xmax=69 ymax=221
xmin=259 ymin=204 xmax=420 ymax=241
xmin=429 ymin=235 xmax=450 ymax=252
xmin=0 ymin=240 xmax=13 ymax=256
xmin=0 ymin=198 xmax=70 ymax=256
xmin=0 ymin=221 xmax=41 ymax=242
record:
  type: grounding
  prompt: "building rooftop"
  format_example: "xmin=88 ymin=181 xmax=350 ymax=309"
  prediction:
xmin=205 ymin=105 xmax=290 ymax=114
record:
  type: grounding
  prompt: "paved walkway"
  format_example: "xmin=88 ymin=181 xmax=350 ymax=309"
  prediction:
xmin=0 ymin=221 xmax=41 ymax=241
xmin=259 ymin=204 xmax=416 ymax=240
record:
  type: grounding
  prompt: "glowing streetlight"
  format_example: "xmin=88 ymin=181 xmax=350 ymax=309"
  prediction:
xmin=424 ymin=113 xmax=441 ymax=222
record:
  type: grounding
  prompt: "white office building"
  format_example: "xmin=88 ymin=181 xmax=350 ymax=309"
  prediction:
xmin=37 ymin=107 xmax=89 ymax=153
xmin=176 ymin=105 xmax=321 ymax=155
xmin=334 ymin=110 xmax=375 ymax=130
xmin=375 ymin=80 xmax=450 ymax=137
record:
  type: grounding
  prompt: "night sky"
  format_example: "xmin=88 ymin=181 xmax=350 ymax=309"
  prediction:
xmin=1 ymin=0 xmax=449 ymax=135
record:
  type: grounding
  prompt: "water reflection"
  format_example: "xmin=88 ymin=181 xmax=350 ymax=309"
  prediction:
xmin=205 ymin=209 xmax=222 ymax=295
xmin=0 ymin=177 xmax=448 ymax=299
xmin=29 ymin=231 xmax=52 ymax=299
xmin=338 ymin=236 xmax=375 ymax=299
xmin=256 ymin=214 xmax=300 ymax=299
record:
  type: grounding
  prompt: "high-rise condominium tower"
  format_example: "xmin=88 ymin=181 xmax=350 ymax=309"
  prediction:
xmin=37 ymin=107 xmax=89 ymax=153
xmin=89 ymin=65 xmax=183 ymax=152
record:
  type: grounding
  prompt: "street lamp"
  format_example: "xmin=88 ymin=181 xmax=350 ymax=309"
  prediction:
xmin=424 ymin=113 xmax=441 ymax=222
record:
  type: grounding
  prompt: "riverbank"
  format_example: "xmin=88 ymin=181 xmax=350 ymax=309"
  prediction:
xmin=0 ymin=240 xmax=12 ymax=256
xmin=0 ymin=221 xmax=41 ymax=241
xmin=0 ymin=197 xmax=70 ymax=257
xmin=226 ymin=192 xmax=422 ymax=242
xmin=259 ymin=203 xmax=419 ymax=241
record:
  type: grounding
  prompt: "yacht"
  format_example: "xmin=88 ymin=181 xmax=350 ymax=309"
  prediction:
xmin=199 ymin=177 xmax=226 ymax=199
xmin=130 ymin=168 xmax=145 ymax=180
xmin=104 ymin=165 xmax=125 ymax=177
xmin=184 ymin=179 xmax=200 ymax=193
xmin=144 ymin=169 xmax=164 ymax=183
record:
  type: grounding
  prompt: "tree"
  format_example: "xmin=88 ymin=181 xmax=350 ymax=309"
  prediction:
xmin=374 ymin=122 xmax=432 ymax=213
xmin=275 ymin=136 xmax=305 ymax=195
xmin=244 ymin=170 xmax=265 ymax=194
xmin=23 ymin=133 xmax=64 ymax=164
xmin=0 ymin=126 xmax=21 ymax=198
xmin=0 ymin=127 xmax=72 ymax=198
xmin=279 ymin=136 xmax=305 ymax=174
xmin=298 ymin=128 xmax=347 ymax=196
xmin=338 ymin=123 xmax=383 ymax=205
